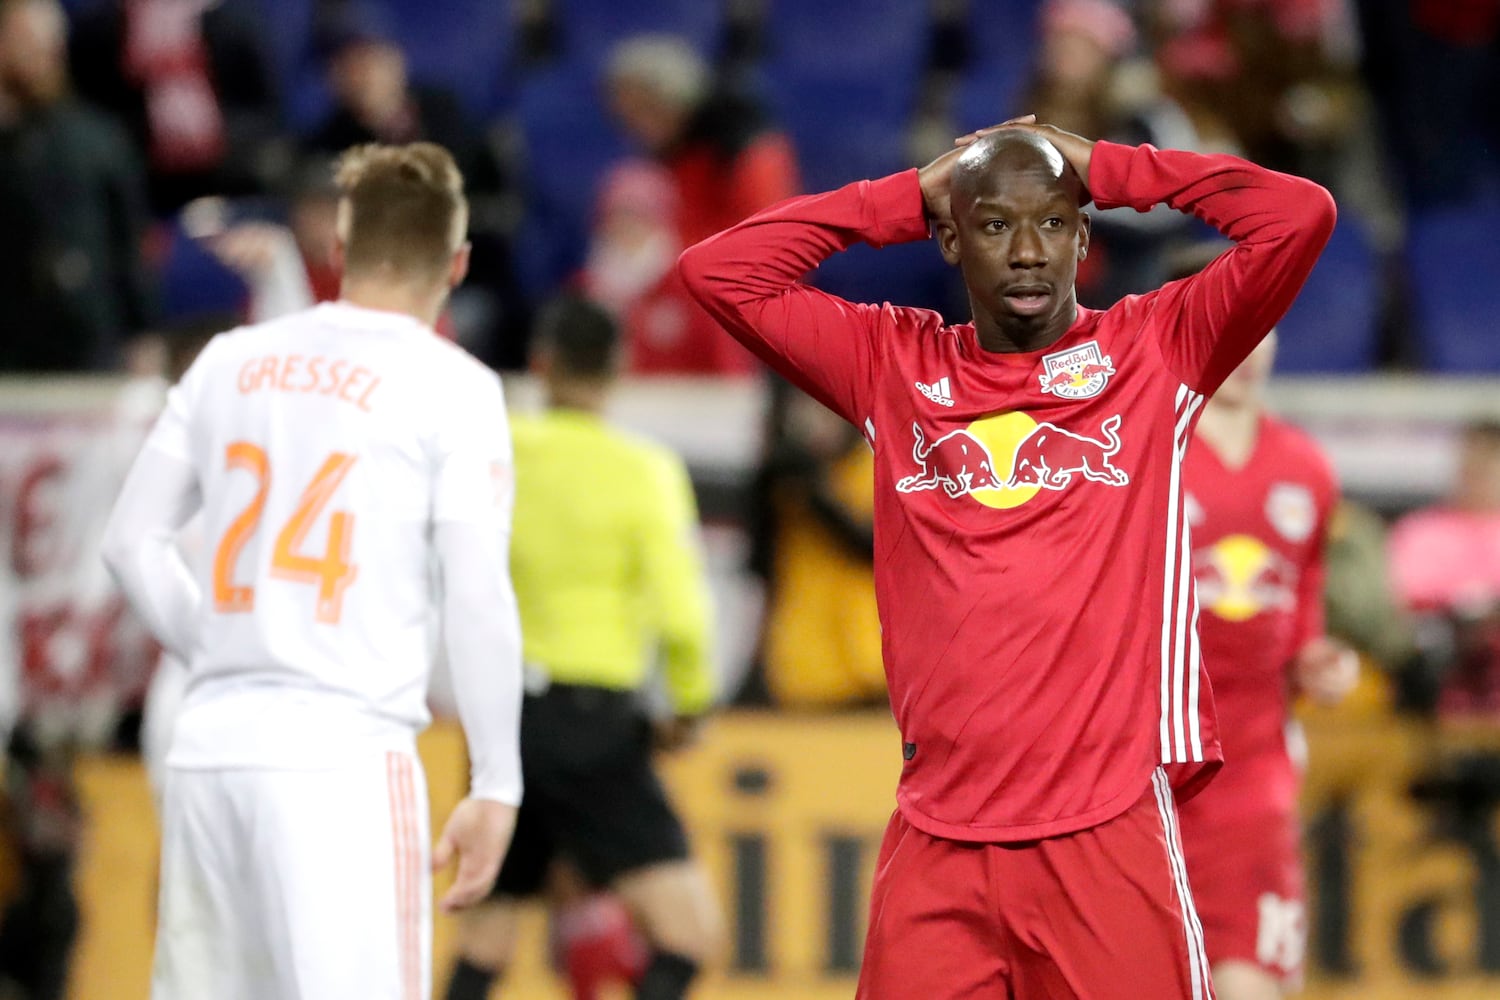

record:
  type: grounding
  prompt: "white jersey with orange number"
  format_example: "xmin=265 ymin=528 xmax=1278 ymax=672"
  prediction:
xmin=142 ymin=300 xmax=512 ymax=772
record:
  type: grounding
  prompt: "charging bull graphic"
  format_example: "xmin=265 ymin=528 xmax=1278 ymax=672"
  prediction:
xmin=896 ymin=412 xmax=1130 ymax=506
xmin=896 ymin=424 xmax=1004 ymax=498
xmin=1007 ymin=415 xmax=1129 ymax=490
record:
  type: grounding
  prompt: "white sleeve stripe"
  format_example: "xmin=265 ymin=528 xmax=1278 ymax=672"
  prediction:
xmin=1162 ymin=387 xmax=1205 ymax=764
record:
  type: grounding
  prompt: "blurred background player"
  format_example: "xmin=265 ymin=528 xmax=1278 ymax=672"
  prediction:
xmin=445 ymin=294 xmax=721 ymax=1000
xmin=1176 ymin=330 xmax=1359 ymax=999
xmin=100 ymin=141 xmax=524 ymax=1000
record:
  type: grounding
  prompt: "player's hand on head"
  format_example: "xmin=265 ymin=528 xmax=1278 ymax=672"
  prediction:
xmin=952 ymin=114 xmax=1037 ymax=147
xmin=956 ymin=116 xmax=1097 ymax=201
xmin=920 ymin=116 xmax=1037 ymax=224
xmin=432 ymin=797 xmax=518 ymax=913
xmin=1294 ymin=636 xmax=1360 ymax=706
xmin=1010 ymin=122 xmax=1096 ymax=196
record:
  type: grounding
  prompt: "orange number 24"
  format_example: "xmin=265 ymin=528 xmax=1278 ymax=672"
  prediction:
xmin=211 ymin=442 xmax=359 ymax=624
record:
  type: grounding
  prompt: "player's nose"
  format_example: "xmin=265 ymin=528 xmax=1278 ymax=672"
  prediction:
xmin=1008 ymin=225 xmax=1047 ymax=268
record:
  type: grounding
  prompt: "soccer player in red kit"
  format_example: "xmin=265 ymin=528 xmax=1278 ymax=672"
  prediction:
xmin=677 ymin=116 xmax=1336 ymax=999
xmin=1177 ymin=333 xmax=1358 ymax=1000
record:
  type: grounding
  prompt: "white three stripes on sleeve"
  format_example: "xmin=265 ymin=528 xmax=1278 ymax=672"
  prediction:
xmin=1161 ymin=385 xmax=1206 ymax=764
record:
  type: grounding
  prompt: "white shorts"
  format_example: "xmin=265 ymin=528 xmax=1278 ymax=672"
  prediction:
xmin=153 ymin=750 xmax=431 ymax=1000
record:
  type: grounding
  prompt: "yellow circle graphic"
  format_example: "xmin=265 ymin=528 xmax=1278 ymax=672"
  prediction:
xmin=1202 ymin=534 xmax=1272 ymax=622
xmin=966 ymin=411 xmax=1043 ymax=510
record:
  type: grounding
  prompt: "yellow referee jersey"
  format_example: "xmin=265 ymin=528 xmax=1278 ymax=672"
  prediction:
xmin=508 ymin=408 xmax=715 ymax=714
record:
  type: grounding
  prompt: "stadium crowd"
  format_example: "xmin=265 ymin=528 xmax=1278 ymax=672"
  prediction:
xmin=0 ymin=0 xmax=1494 ymax=378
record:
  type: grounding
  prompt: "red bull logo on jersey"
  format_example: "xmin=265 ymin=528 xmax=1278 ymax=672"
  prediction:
xmin=1037 ymin=340 xmax=1116 ymax=399
xmin=896 ymin=412 xmax=1131 ymax=509
xmin=1193 ymin=534 xmax=1298 ymax=621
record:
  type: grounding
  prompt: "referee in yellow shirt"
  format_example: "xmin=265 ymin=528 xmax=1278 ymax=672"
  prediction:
xmin=446 ymin=296 xmax=721 ymax=1000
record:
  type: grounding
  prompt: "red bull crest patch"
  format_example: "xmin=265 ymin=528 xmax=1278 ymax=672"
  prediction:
xmin=1037 ymin=340 xmax=1116 ymax=399
xmin=895 ymin=412 xmax=1131 ymax=509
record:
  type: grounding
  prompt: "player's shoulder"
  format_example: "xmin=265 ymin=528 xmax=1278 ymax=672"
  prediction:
xmin=442 ymin=340 xmax=503 ymax=390
xmin=399 ymin=334 xmax=503 ymax=410
xmin=601 ymin=422 xmax=689 ymax=482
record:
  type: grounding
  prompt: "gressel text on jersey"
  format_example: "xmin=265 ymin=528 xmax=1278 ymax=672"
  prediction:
xmin=235 ymin=354 xmax=382 ymax=412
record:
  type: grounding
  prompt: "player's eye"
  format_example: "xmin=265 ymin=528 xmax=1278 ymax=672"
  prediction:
xmin=984 ymin=219 xmax=1007 ymax=233
xmin=1043 ymin=217 xmax=1064 ymax=229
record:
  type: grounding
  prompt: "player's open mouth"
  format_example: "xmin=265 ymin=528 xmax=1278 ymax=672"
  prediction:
xmin=1004 ymin=286 xmax=1052 ymax=316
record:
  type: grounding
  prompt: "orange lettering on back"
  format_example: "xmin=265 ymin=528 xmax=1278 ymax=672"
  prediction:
xmin=277 ymin=355 xmax=303 ymax=391
xmin=356 ymin=375 xmax=381 ymax=413
xmin=339 ymin=367 xmax=370 ymax=407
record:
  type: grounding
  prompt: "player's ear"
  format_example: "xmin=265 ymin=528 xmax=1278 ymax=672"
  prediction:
xmin=936 ymin=218 xmax=961 ymax=267
xmin=1077 ymin=211 xmax=1091 ymax=261
xmin=449 ymin=241 xmax=472 ymax=289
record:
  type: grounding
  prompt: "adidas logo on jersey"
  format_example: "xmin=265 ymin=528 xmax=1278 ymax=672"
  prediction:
xmin=916 ymin=377 xmax=955 ymax=407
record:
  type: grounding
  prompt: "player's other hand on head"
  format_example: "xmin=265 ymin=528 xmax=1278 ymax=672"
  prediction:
xmin=1294 ymin=636 xmax=1360 ymax=706
xmin=432 ymin=797 xmax=518 ymax=913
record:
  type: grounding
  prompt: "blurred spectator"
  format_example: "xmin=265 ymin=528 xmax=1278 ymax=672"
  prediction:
xmin=176 ymin=194 xmax=315 ymax=321
xmin=307 ymin=2 xmax=527 ymax=367
xmin=0 ymin=0 xmax=154 ymax=373
xmin=745 ymin=384 xmax=884 ymax=709
xmin=1389 ymin=420 xmax=1500 ymax=716
xmin=308 ymin=3 xmax=479 ymax=165
xmin=68 ymin=0 xmax=282 ymax=215
xmin=603 ymin=33 xmax=799 ymax=374
xmin=1149 ymin=0 xmax=1346 ymax=157
xmin=1021 ymin=0 xmax=1202 ymax=303
xmin=580 ymin=160 xmax=751 ymax=375
xmin=1145 ymin=0 xmax=1391 ymax=211
xmin=605 ymin=34 xmax=800 ymax=248
xmin=1356 ymin=0 xmax=1500 ymax=208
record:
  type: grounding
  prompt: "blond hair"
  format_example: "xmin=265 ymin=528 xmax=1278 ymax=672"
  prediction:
xmin=334 ymin=142 xmax=468 ymax=284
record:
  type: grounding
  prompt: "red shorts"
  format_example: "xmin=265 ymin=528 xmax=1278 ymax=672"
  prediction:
xmin=1178 ymin=807 xmax=1305 ymax=986
xmin=856 ymin=769 xmax=1214 ymax=1000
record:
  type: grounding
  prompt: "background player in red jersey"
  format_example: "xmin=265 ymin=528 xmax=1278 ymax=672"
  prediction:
xmin=1178 ymin=332 xmax=1359 ymax=1000
xmin=679 ymin=115 xmax=1334 ymax=998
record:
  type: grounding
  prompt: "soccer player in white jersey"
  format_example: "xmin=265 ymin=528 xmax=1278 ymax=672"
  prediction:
xmin=102 ymin=142 xmax=523 ymax=1000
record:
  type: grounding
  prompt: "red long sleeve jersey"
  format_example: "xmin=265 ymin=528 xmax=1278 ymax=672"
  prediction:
xmin=1178 ymin=416 xmax=1337 ymax=830
xmin=680 ymin=141 xmax=1335 ymax=842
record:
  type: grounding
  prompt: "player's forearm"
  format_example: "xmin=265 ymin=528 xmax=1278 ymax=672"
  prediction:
xmin=436 ymin=522 xmax=524 ymax=806
xmin=677 ymin=172 xmax=928 ymax=329
xmin=1092 ymin=142 xmax=1336 ymax=298
xmin=105 ymin=534 xmax=200 ymax=658
xmin=101 ymin=449 xmax=202 ymax=659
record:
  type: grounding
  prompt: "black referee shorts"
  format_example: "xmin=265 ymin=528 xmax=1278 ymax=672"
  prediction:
xmin=493 ymin=683 xmax=690 ymax=898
